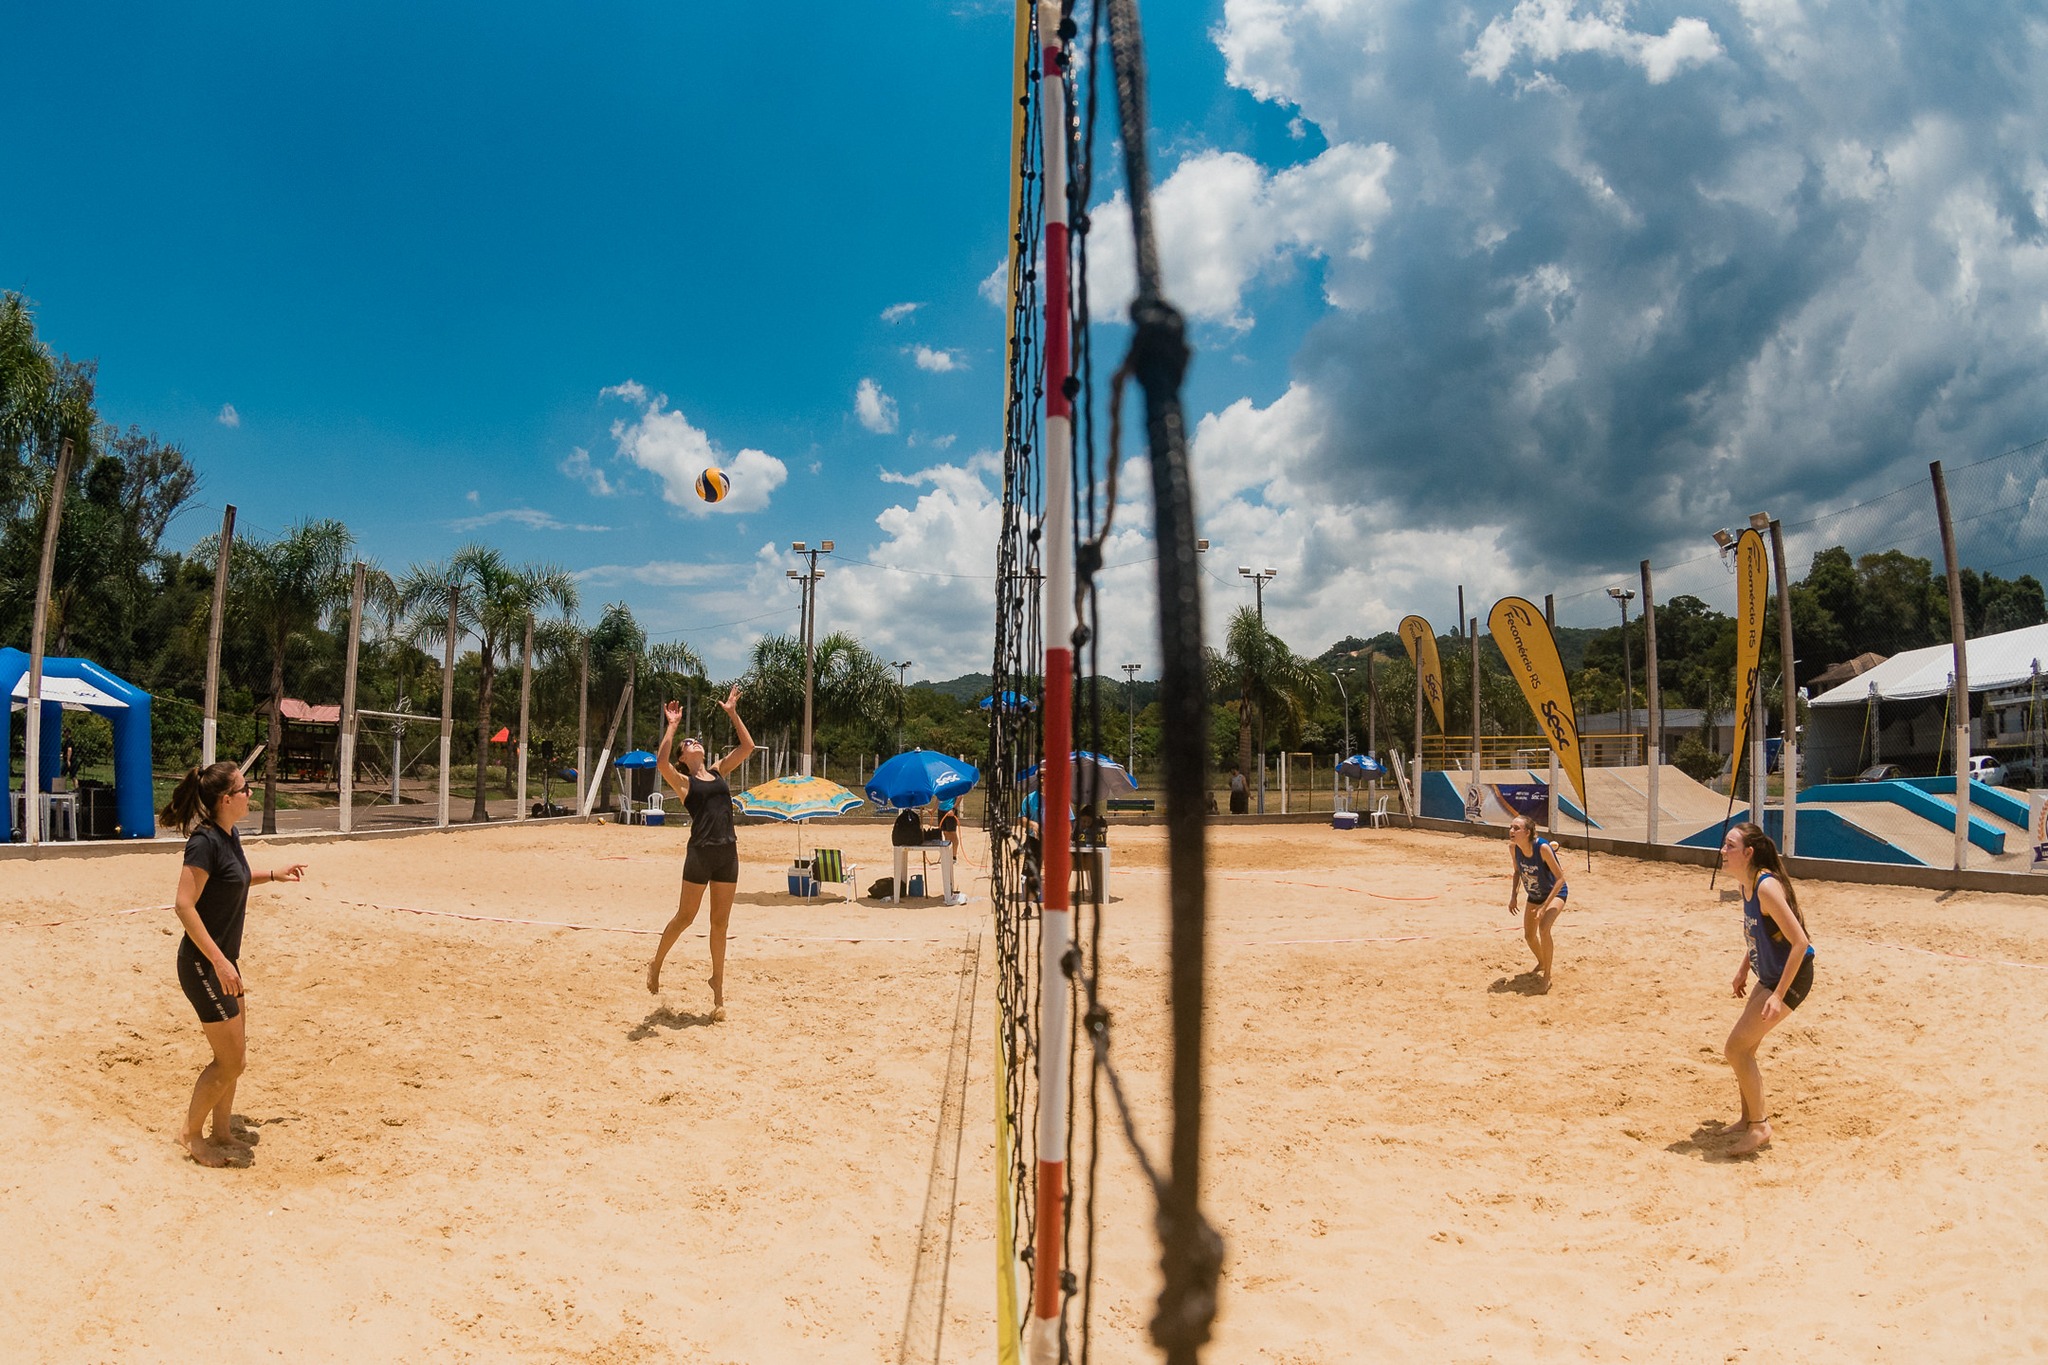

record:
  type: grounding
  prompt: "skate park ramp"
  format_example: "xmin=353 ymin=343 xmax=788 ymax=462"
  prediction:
xmin=1427 ymin=765 xmax=1745 ymax=841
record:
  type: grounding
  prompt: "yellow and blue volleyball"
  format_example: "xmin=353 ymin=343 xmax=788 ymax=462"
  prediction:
xmin=694 ymin=467 xmax=731 ymax=503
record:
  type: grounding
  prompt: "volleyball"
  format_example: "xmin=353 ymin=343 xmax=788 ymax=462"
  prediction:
xmin=695 ymin=467 xmax=730 ymax=503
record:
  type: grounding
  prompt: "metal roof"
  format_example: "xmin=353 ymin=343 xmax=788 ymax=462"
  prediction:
xmin=1807 ymin=622 xmax=2048 ymax=706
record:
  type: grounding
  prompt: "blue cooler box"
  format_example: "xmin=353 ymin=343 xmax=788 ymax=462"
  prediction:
xmin=1331 ymin=811 xmax=1359 ymax=830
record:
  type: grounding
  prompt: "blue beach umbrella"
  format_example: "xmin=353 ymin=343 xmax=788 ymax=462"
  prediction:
xmin=1019 ymin=750 xmax=1138 ymax=801
xmin=979 ymin=690 xmax=1038 ymax=713
xmin=1337 ymin=754 xmax=1385 ymax=778
xmin=865 ymin=749 xmax=981 ymax=809
xmin=613 ymin=749 xmax=658 ymax=768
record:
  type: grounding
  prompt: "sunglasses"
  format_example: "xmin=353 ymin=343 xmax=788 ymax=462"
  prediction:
xmin=679 ymin=736 xmax=704 ymax=748
xmin=228 ymin=784 xmax=251 ymax=797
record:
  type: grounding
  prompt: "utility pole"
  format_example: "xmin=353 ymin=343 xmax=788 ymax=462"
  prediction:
xmin=787 ymin=539 xmax=833 ymax=777
xmin=1608 ymin=585 xmax=1637 ymax=759
xmin=1121 ymin=662 xmax=1142 ymax=774
xmin=1238 ymin=566 xmax=1278 ymax=812
xmin=202 ymin=503 xmax=237 ymax=769
xmin=23 ymin=437 xmax=74 ymax=846
xmin=890 ymin=658 xmax=912 ymax=754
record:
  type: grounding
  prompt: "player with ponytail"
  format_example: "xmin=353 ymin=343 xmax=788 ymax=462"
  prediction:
xmin=160 ymin=762 xmax=307 ymax=1168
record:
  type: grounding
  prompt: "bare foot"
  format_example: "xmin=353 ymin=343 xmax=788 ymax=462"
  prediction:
xmin=646 ymin=959 xmax=663 ymax=994
xmin=210 ymin=1128 xmax=255 ymax=1152
xmin=182 ymin=1133 xmax=229 ymax=1168
xmin=710 ymin=1005 xmax=727 ymax=1022
xmin=1710 ymin=1116 xmax=1751 ymax=1134
xmin=1726 ymin=1120 xmax=1773 ymax=1156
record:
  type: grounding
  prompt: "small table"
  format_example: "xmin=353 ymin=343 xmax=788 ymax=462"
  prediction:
xmin=892 ymin=841 xmax=957 ymax=903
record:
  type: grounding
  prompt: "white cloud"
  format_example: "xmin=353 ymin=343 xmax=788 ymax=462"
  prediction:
xmin=911 ymin=345 xmax=964 ymax=373
xmin=855 ymin=378 xmax=900 ymax=434
xmin=465 ymin=489 xmax=480 ymax=504
xmin=1087 ymin=142 xmax=1397 ymax=327
xmin=601 ymin=383 xmax=787 ymax=516
xmin=558 ymin=446 xmax=616 ymax=497
xmin=979 ymin=260 xmax=1010 ymax=307
xmin=448 ymin=507 xmax=611 ymax=534
xmin=576 ymin=560 xmax=740 ymax=589
xmin=216 ymin=403 xmax=240 ymax=428
xmin=881 ymin=302 xmax=922 ymax=323
xmin=1466 ymin=2 xmax=1724 ymax=85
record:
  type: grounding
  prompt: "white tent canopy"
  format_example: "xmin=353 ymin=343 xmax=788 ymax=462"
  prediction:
xmin=1808 ymin=621 xmax=2048 ymax=707
xmin=9 ymin=673 xmax=131 ymax=712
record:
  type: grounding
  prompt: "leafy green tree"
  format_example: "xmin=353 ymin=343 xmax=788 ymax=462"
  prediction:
xmin=401 ymin=546 xmax=577 ymax=818
xmin=1209 ymin=607 xmax=1323 ymax=781
xmin=225 ymin=519 xmax=356 ymax=832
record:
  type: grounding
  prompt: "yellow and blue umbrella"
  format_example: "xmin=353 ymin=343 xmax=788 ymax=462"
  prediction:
xmin=734 ymin=773 xmax=865 ymax=822
xmin=735 ymin=773 xmax=865 ymax=857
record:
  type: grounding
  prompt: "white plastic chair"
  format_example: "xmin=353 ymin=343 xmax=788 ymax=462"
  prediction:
xmin=1368 ymin=796 xmax=1392 ymax=829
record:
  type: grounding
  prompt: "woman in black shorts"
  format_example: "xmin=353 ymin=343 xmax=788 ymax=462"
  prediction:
xmin=647 ymin=685 xmax=755 ymax=1016
xmin=161 ymin=762 xmax=306 ymax=1167
xmin=1717 ymin=821 xmax=1816 ymax=1155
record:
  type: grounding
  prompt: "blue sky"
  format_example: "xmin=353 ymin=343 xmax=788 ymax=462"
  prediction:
xmin=8 ymin=2 xmax=2048 ymax=678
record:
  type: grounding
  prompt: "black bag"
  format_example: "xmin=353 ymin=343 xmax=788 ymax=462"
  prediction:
xmin=891 ymin=809 xmax=926 ymax=847
xmin=867 ymin=876 xmax=898 ymax=899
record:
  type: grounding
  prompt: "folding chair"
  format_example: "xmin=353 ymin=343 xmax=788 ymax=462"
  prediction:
xmin=809 ymin=847 xmax=860 ymax=902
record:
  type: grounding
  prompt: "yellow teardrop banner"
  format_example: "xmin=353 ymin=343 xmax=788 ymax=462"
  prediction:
xmin=1399 ymin=614 xmax=1446 ymax=732
xmin=1729 ymin=527 xmax=1770 ymax=796
xmin=1487 ymin=596 xmax=1588 ymax=818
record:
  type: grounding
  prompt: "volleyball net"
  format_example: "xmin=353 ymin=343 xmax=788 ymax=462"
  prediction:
xmin=985 ymin=4 xmax=1221 ymax=1362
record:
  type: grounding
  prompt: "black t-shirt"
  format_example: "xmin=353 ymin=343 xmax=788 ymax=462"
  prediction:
xmin=683 ymin=769 xmax=736 ymax=847
xmin=182 ymin=822 xmax=251 ymax=960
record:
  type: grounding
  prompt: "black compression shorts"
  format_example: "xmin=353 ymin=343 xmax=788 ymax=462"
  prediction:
xmin=1777 ymin=954 xmax=1815 ymax=1012
xmin=682 ymin=842 xmax=740 ymax=886
xmin=176 ymin=940 xmax=242 ymax=1024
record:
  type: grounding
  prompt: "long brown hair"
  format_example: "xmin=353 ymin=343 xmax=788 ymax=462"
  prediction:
xmin=160 ymin=762 xmax=240 ymax=834
xmin=1734 ymin=821 xmax=1805 ymax=930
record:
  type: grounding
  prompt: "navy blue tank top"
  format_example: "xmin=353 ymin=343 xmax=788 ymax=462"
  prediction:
xmin=1513 ymin=836 xmax=1563 ymax=903
xmin=1743 ymin=872 xmax=1813 ymax=987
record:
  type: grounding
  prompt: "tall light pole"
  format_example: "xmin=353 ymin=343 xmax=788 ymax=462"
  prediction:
xmin=788 ymin=539 xmax=833 ymax=776
xmin=1120 ymin=662 xmax=1141 ymax=774
xmin=1238 ymin=566 xmax=1279 ymax=812
xmin=1608 ymin=585 xmax=1637 ymax=760
xmin=890 ymin=659 xmax=912 ymax=755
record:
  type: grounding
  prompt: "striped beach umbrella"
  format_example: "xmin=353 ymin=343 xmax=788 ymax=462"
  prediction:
xmin=733 ymin=774 xmax=865 ymax=822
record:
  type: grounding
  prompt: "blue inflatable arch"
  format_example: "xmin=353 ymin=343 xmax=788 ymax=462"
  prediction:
xmin=2 ymin=646 xmax=156 ymax=841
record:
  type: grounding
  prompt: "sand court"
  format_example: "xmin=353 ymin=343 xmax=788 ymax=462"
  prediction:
xmin=4 ymin=820 xmax=2046 ymax=1361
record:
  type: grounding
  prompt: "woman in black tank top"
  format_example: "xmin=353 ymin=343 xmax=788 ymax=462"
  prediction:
xmin=647 ymin=686 xmax=756 ymax=1018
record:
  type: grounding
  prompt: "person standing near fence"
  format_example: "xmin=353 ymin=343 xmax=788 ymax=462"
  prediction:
xmin=161 ymin=762 xmax=307 ymax=1168
xmin=1228 ymin=765 xmax=1249 ymax=815
xmin=648 ymin=687 xmax=754 ymax=1018
xmin=1505 ymin=815 xmax=1570 ymax=990
xmin=1717 ymin=821 xmax=1815 ymax=1155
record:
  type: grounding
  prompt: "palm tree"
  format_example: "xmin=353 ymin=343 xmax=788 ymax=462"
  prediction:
xmin=399 ymin=546 xmax=578 ymax=820
xmin=1211 ymin=607 xmax=1323 ymax=806
xmin=745 ymin=631 xmax=890 ymax=772
xmin=227 ymin=519 xmax=355 ymax=833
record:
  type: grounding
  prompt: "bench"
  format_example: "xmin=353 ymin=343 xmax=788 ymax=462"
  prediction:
xmin=1107 ymin=798 xmax=1155 ymax=813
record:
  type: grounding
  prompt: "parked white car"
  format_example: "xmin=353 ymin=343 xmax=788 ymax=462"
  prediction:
xmin=1964 ymin=755 xmax=2008 ymax=787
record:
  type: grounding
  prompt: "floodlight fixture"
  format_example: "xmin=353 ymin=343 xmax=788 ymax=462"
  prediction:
xmin=791 ymin=541 xmax=807 ymax=552
xmin=1747 ymin=512 xmax=1771 ymax=531
xmin=1712 ymin=528 xmax=1736 ymax=549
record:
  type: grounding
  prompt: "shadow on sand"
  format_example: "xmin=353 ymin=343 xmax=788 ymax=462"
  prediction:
xmin=1488 ymin=970 xmax=1550 ymax=996
xmin=627 ymin=1005 xmax=722 ymax=1040
xmin=1665 ymin=1120 xmax=1763 ymax=1163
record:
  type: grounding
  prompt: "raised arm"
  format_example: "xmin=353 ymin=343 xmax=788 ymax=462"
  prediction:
xmin=655 ymin=700 xmax=691 ymax=801
xmin=714 ymin=685 xmax=755 ymax=776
